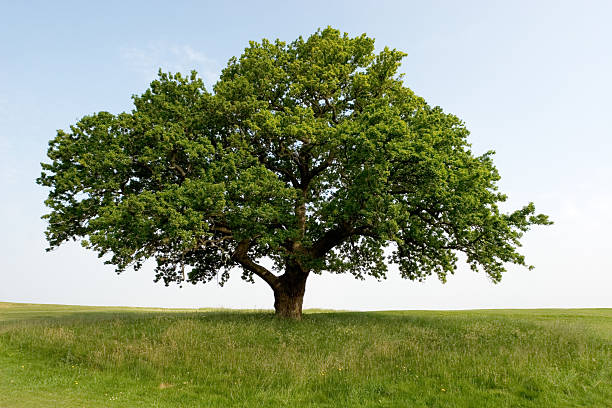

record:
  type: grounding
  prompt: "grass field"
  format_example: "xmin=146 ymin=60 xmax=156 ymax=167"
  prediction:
xmin=1 ymin=302 xmax=611 ymax=407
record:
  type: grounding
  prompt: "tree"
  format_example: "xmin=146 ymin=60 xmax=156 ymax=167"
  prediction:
xmin=38 ymin=28 xmax=551 ymax=319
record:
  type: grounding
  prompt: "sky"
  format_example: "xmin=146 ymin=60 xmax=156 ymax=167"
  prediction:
xmin=1 ymin=0 xmax=611 ymax=310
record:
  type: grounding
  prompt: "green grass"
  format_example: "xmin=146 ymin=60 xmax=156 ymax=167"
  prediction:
xmin=1 ymin=303 xmax=611 ymax=407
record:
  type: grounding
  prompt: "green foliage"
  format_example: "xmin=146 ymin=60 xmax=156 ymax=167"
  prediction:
xmin=38 ymin=27 xmax=550 ymax=289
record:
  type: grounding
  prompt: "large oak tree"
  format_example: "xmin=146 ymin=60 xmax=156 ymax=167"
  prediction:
xmin=38 ymin=28 xmax=550 ymax=318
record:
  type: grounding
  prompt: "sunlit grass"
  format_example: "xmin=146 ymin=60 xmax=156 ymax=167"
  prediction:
xmin=1 ymin=303 xmax=611 ymax=407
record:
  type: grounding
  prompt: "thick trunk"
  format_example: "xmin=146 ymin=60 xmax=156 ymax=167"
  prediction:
xmin=274 ymin=290 xmax=304 ymax=319
xmin=273 ymin=267 xmax=308 ymax=319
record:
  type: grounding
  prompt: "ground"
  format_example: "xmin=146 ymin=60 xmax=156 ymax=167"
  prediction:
xmin=1 ymin=302 xmax=611 ymax=407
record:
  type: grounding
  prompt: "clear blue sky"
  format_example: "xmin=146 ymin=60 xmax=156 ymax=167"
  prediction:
xmin=1 ymin=0 xmax=610 ymax=309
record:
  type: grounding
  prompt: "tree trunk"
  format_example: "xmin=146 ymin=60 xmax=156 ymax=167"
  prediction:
xmin=273 ymin=267 xmax=308 ymax=319
xmin=274 ymin=289 xmax=304 ymax=319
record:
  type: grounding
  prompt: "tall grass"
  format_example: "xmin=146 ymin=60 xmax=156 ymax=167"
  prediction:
xmin=1 ymin=303 xmax=611 ymax=407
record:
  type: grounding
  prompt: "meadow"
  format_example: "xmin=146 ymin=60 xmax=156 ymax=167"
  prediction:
xmin=1 ymin=302 xmax=610 ymax=407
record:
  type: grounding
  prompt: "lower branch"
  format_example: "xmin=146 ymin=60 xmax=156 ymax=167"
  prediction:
xmin=232 ymin=239 xmax=279 ymax=289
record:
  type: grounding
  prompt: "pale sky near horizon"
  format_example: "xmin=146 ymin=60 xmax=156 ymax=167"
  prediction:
xmin=1 ymin=0 xmax=611 ymax=310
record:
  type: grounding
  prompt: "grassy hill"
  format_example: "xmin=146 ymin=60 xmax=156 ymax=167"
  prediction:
xmin=1 ymin=303 xmax=611 ymax=407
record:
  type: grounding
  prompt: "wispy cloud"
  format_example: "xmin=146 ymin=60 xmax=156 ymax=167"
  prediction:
xmin=121 ymin=43 xmax=221 ymax=89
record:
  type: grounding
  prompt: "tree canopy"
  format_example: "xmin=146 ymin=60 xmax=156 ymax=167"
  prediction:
xmin=38 ymin=28 xmax=551 ymax=318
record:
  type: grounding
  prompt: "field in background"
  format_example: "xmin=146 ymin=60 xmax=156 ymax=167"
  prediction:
xmin=1 ymin=302 xmax=611 ymax=407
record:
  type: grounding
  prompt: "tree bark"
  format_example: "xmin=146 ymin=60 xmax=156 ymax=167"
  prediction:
xmin=273 ymin=264 xmax=308 ymax=319
xmin=273 ymin=288 xmax=305 ymax=319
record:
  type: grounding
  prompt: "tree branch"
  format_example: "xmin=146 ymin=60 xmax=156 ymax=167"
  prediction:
xmin=310 ymin=152 xmax=335 ymax=179
xmin=256 ymin=153 xmax=300 ymax=187
xmin=309 ymin=223 xmax=378 ymax=259
xmin=232 ymin=239 xmax=279 ymax=289
xmin=323 ymin=97 xmax=339 ymax=124
xmin=170 ymin=150 xmax=187 ymax=180
xmin=309 ymin=223 xmax=351 ymax=258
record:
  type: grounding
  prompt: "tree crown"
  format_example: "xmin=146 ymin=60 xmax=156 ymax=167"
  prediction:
xmin=38 ymin=27 xmax=551 ymax=289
